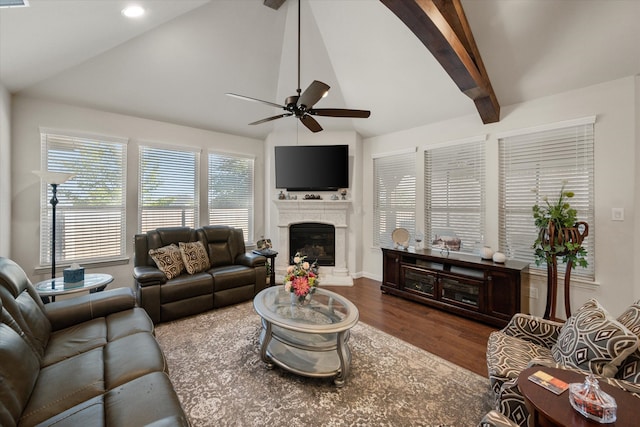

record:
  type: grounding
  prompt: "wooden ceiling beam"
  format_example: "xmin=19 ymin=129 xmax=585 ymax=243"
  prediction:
xmin=263 ymin=0 xmax=287 ymax=10
xmin=380 ymin=0 xmax=500 ymax=123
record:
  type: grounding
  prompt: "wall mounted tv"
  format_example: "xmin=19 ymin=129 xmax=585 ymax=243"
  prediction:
xmin=275 ymin=145 xmax=349 ymax=191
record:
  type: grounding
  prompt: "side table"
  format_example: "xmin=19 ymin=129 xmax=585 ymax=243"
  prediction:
xmin=253 ymin=249 xmax=277 ymax=286
xmin=34 ymin=273 xmax=113 ymax=303
xmin=518 ymin=366 xmax=637 ymax=427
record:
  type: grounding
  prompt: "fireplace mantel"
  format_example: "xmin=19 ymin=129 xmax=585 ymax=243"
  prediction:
xmin=274 ymin=199 xmax=353 ymax=286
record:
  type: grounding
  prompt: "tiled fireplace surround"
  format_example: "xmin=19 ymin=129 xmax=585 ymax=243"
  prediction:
xmin=274 ymin=199 xmax=353 ymax=286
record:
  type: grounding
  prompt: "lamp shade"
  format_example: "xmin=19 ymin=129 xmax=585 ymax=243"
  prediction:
xmin=33 ymin=170 xmax=76 ymax=185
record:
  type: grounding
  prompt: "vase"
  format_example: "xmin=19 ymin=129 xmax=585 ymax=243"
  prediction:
xmin=290 ymin=292 xmax=311 ymax=306
xmin=480 ymin=246 xmax=494 ymax=260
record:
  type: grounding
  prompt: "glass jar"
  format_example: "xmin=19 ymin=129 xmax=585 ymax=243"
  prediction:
xmin=569 ymin=374 xmax=617 ymax=423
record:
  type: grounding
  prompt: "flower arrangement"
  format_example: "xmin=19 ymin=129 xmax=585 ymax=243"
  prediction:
xmin=532 ymin=182 xmax=588 ymax=268
xmin=284 ymin=252 xmax=319 ymax=303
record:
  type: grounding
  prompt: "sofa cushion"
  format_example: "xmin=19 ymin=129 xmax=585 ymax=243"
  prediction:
xmin=551 ymin=299 xmax=639 ymax=377
xmin=0 ymin=323 xmax=41 ymax=427
xmin=21 ymin=348 xmax=105 ymax=426
xmin=179 ymin=241 xmax=211 ymax=274
xmin=160 ymin=272 xmax=213 ymax=304
xmin=149 ymin=244 xmax=184 ymax=280
xmin=487 ymin=330 xmax=554 ymax=398
xmin=616 ymin=300 xmax=640 ymax=382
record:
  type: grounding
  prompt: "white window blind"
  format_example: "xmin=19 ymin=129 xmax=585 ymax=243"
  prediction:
xmin=498 ymin=120 xmax=595 ymax=280
xmin=373 ymin=151 xmax=416 ymax=248
xmin=139 ymin=145 xmax=199 ymax=232
xmin=39 ymin=130 xmax=127 ymax=265
xmin=425 ymin=140 xmax=485 ymax=253
xmin=208 ymin=152 xmax=254 ymax=243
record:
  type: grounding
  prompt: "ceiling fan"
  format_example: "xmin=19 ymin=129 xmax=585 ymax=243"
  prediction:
xmin=226 ymin=0 xmax=370 ymax=133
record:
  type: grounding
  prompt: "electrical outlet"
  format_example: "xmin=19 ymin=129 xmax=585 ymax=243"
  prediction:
xmin=611 ymin=207 xmax=624 ymax=221
xmin=525 ymin=287 xmax=538 ymax=299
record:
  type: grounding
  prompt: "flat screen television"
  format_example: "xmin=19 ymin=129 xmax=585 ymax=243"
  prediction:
xmin=275 ymin=145 xmax=349 ymax=191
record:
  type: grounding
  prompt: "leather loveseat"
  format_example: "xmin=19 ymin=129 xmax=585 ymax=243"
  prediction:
xmin=0 ymin=257 xmax=188 ymax=427
xmin=133 ymin=225 xmax=267 ymax=324
xmin=486 ymin=298 xmax=640 ymax=426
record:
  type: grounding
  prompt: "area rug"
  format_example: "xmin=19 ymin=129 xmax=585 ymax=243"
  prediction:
xmin=155 ymin=302 xmax=493 ymax=426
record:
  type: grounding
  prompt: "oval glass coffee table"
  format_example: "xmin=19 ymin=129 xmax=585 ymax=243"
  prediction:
xmin=253 ymin=286 xmax=359 ymax=387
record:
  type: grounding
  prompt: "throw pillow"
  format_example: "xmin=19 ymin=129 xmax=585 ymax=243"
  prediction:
xmin=551 ymin=299 xmax=639 ymax=377
xmin=616 ymin=300 xmax=640 ymax=382
xmin=149 ymin=244 xmax=184 ymax=280
xmin=179 ymin=241 xmax=211 ymax=275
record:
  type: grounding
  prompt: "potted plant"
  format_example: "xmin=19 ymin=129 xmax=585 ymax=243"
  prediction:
xmin=531 ymin=182 xmax=588 ymax=319
xmin=532 ymin=183 xmax=588 ymax=269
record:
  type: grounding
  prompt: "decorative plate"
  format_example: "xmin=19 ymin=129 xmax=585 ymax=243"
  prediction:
xmin=391 ymin=228 xmax=410 ymax=248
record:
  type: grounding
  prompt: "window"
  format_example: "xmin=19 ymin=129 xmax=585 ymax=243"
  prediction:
xmin=373 ymin=150 xmax=416 ymax=248
xmin=208 ymin=152 xmax=254 ymax=243
xmin=498 ymin=117 xmax=595 ymax=280
xmin=39 ymin=129 xmax=127 ymax=265
xmin=425 ymin=139 xmax=485 ymax=253
xmin=139 ymin=145 xmax=199 ymax=232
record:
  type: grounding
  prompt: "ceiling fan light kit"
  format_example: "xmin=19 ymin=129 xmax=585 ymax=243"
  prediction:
xmin=226 ymin=0 xmax=370 ymax=133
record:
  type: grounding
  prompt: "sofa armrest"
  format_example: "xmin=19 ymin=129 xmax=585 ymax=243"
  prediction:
xmin=501 ymin=313 xmax=564 ymax=349
xmin=235 ymin=252 xmax=266 ymax=268
xmin=134 ymin=266 xmax=167 ymax=287
xmin=44 ymin=287 xmax=136 ymax=331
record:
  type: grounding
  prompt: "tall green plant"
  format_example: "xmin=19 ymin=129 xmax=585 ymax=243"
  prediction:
xmin=532 ymin=183 xmax=588 ymax=268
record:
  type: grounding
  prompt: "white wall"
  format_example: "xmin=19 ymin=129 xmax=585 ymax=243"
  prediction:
xmin=10 ymin=96 xmax=265 ymax=289
xmin=362 ymin=76 xmax=638 ymax=318
xmin=0 ymin=82 xmax=10 ymax=257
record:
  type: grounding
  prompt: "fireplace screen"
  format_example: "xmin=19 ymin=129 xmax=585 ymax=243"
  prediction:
xmin=289 ymin=222 xmax=335 ymax=266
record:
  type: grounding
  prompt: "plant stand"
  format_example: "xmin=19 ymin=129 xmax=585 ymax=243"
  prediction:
xmin=542 ymin=221 xmax=588 ymax=320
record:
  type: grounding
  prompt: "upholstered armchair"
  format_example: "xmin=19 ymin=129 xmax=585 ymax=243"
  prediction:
xmin=486 ymin=299 xmax=640 ymax=427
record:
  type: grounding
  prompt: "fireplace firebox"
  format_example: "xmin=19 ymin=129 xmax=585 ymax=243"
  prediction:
xmin=289 ymin=223 xmax=335 ymax=266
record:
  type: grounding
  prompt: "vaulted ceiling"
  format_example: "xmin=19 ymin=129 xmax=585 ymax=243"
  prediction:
xmin=1 ymin=0 xmax=638 ymax=140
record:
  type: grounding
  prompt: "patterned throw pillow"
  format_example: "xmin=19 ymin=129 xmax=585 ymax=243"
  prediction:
xmin=616 ymin=300 xmax=640 ymax=382
xmin=551 ymin=299 xmax=639 ymax=377
xmin=179 ymin=241 xmax=211 ymax=275
xmin=148 ymin=244 xmax=184 ymax=280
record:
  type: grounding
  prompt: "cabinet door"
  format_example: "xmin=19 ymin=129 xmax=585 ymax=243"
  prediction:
xmin=486 ymin=270 xmax=520 ymax=320
xmin=382 ymin=250 xmax=401 ymax=288
xmin=439 ymin=272 xmax=483 ymax=310
xmin=401 ymin=265 xmax=437 ymax=297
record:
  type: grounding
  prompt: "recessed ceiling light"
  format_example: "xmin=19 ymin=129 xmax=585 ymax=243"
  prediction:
xmin=121 ymin=5 xmax=145 ymax=18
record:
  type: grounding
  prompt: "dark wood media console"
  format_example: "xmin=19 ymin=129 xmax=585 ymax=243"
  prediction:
xmin=381 ymin=247 xmax=529 ymax=327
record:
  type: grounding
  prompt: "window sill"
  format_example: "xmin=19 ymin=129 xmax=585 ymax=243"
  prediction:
xmin=35 ymin=257 xmax=130 ymax=275
xmin=525 ymin=269 xmax=600 ymax=290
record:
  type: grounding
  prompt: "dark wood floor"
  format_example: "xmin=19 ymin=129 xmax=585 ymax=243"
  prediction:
xmin=324 ymin=277 xmax=497 ymax=377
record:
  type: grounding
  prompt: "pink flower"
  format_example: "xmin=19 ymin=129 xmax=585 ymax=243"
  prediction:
xmin=292 ymin=277 xmax=310 ymax=296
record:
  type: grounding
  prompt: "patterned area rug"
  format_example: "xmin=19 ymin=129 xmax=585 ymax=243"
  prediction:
xmin=155 ymin=302 xmax=493 ymax=426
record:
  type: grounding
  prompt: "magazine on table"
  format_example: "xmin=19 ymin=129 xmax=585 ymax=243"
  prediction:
xmin=528 ymin=370 xmax=569 ymax=395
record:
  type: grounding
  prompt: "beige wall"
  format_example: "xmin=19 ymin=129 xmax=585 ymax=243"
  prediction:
xmin=362 ymin=76 xmax=639 ymax=318
xmin=10 ymin=96 xmax=265 ymax=289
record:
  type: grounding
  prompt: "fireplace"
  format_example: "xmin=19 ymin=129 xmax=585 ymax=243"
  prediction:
xmin=289 ymin=222 xmax=335 ymax=266
xmin=274 ymin=199 xmax=352 ymax=286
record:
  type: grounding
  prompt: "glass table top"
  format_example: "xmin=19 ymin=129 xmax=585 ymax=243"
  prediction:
xmin=253 ymin=285 xmax=359 ymax=333
xmin=34 ymin=273 xmax=113 ymax=296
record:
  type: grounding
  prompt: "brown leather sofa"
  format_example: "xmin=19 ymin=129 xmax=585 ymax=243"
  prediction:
xmin=133 ymin=225 xmax=267 ymax=324
xmin=0 ymin=257 xmax=188 ymax=427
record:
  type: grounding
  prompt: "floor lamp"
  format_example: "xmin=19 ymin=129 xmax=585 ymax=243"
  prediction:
xmin=33 ymin=171 xmax=76 ymax=286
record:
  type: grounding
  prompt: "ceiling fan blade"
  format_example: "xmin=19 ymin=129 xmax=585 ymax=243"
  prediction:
xmin=249 ymin=113 xmax=293 ymax=125
xmin=297 ymin=80 xmax=330 ymax=110
xmin=226 ymin=93 xmax=284 ymax=110
xmin=309 ymin=108 xmax=371 ymax=118
xmin=299 ymin=115 xmax=323 ymax=133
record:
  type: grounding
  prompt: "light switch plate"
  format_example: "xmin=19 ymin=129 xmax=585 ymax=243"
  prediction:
xmin=611 ymin=208 xmax=624 ymax=221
